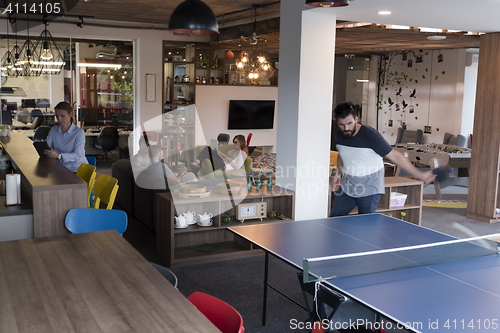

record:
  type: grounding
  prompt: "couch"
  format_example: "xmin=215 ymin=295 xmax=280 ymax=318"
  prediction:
xmin=443 ymin=132 xmax=467 ymax=148
xmin=395 ymin=127 xmax=424 ymax=144
xmin=194 ymin=144 xmax=252 ymax=181
xmin=112 ymin=159 xmax=171 ymax=231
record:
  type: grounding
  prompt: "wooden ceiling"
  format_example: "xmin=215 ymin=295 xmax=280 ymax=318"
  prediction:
xmin=22 ymin=0 xmax=482 ymax=56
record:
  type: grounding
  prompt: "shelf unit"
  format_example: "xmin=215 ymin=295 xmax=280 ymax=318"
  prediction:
xmin=163 ymin=42 xmax=279 ymax=110
xmin=329 ymin=177 xmax=423 ymax=225
xmin=163 ymin=43 xmax=226 ymax=109
xmin=156 ymin=185 xmax=295 ymax=266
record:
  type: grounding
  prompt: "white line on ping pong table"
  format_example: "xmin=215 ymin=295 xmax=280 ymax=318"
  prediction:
xmin=303 ymin=233 xmax=500 ymax=263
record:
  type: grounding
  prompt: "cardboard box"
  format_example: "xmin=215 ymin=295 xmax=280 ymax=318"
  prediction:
xmin=390 ymin=192 xmax=407 ymax=208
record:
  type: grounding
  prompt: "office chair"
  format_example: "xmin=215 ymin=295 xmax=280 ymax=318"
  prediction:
xmin=16 ymin=110 xmax=31 ymax=124
xmin=86 ymin=156 xmax=97 ymax=167
xmin=188 ymin=292 xmax=245 ymax=333
xmin=297 ymin=273 xmax=381 ymax=333
xmin=76 ymin=163 xmax=97 ymax=208
xmin=96 ymin=126 xmax=119 ymax=166
xmin=33 ymin=125 xmax=51 ymax=142
xmin=93 ymin=174 xmax=119 ymax=209
xmin=65 ymin=208 xmax=128 ymax=236
xmin=31 ymin=109 xmax=44 ymax=121
xmin=150 ymin=262 xmax=179 ymax=288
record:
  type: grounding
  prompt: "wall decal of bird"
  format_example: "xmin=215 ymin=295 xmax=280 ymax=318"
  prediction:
xmin=410 ymin=89 xmax=416 ymax=98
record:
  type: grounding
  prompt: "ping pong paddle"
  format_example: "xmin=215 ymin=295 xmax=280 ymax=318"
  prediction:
xmin=432 ymin=167 xmax=451 ymax=183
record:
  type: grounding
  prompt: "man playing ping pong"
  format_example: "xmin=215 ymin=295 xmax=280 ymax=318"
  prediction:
xmin=330 ymin=102 xmax=436 ymax=216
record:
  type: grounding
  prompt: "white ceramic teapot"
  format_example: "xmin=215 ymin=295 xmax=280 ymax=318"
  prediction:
xmin=198 ymin=212 xmax=213 ymax=221
xmin=174 ymin=215 xmax=187 ymax=228
xmin=183 ymin=210 xmax=197 ymax=224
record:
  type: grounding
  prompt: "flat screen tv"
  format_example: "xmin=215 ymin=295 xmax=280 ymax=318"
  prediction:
xmin=228 ymin=100 xmax=275 ymax=130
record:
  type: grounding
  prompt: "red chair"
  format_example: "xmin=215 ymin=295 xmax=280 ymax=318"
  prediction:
xmin=246 ymin=133 xmax=253 ymax=148
xmin=188 ymin=292 xmax=245 ymax=333
xmin=245 ymin=133 xmax=253 ymax=155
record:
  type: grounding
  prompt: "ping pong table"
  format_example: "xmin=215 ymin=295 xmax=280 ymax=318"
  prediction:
xmin=228 ymin=213 xmax=500 ymax=332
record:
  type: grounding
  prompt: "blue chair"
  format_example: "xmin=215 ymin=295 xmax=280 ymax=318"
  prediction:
xmin=150 ymin=262 xmax=179 ymax=288
xmin=86 ymin=156 xmax=97 ymax=166
xmin=65 ymin=208 xmax=128 ymax=236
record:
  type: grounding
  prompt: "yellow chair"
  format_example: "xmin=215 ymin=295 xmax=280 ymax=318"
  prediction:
xmin=76 ymin=163 xmax=97 ymax=208
xmin=93 ymin=174 xmax=119 ymax=209
xmin=329 ymin=151 xmax=339 ymax=176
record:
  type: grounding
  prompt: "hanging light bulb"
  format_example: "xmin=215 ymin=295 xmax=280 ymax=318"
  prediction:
xmin=40 ymin=41 xmax=54 ymax=61
xmin=241 ymin=51 xmax=249 ymax=63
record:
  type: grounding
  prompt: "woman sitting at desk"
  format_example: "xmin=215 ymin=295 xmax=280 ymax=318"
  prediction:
xmin=44 ymin=101 xmax=87 ymax=172
xmin=188 ymin=134 xmax=247 ymax=174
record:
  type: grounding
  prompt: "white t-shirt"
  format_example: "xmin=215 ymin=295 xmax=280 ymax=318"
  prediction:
xmin=224 ymin=149 xmax=247 ymax=171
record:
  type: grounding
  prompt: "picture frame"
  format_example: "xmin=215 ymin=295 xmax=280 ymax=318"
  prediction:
xmin=146 ymin=74 xmax=156 ymax=102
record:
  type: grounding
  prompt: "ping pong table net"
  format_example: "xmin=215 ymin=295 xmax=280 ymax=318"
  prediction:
xmin=302 ymin=233 xmax=500 ymax=284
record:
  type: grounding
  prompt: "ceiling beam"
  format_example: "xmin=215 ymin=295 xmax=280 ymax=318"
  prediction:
xmin=213 ymin=17 xmax=280 ymax=42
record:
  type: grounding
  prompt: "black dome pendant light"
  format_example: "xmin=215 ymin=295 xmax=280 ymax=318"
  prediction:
xmin=305 ymin=0 xmax=349 ymax=7
xmin=168 ymin=0 xmax=219 ymax=35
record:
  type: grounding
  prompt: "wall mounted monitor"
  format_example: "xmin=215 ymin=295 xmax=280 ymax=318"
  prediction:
xmin=228 ymin=100 xmax=275 ymax=130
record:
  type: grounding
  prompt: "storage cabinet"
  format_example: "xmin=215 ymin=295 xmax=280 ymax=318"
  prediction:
xmin=329 ymin=177 xmax=423 ymax=225
xmin=156 ymin=185 xmax=295 ymax=266
xmin=163 ymin=43 xmax=226 ymax=109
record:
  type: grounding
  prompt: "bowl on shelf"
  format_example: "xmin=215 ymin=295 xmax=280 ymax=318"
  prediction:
xmin=179 ymin=184 xmax=207 ymax=194
xmin=216 ymin=182 xmax=242 ymax=195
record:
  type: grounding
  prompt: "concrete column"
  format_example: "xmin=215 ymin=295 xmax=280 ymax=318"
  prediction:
xmin=276 ymin=1 xmax=337 ymax=220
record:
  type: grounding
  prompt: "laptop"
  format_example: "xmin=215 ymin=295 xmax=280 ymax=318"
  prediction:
xmin=210 ymin=139 xmax=219 ymax=152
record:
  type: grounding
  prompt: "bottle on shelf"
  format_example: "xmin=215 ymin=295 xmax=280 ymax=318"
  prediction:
xmin=205 ymin=55 xmax=210 ymax=68
xmin=199 ymin=54 xmax=204 ymax=67
xmin=165 ymin=77 xmax=170 ymax=103
xmin=214 ymin=54 xmax=219 ymax=68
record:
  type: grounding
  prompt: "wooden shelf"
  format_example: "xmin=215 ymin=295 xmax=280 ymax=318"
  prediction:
xmin=329 ymin=176 xmax=423 ymax=225
xmin=156 ymin=185 xmax=295 ymax=266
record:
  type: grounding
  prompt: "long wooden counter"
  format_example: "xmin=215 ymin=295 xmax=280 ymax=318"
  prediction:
xmin=0 ymin=132 xmax=87 ymax=237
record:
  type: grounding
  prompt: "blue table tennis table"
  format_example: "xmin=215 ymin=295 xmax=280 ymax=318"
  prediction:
xmin=228 ymin=213 xmax=500 ymax=332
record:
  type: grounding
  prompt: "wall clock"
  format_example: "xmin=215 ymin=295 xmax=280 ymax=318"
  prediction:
xmin=237 ymin=202 xmax=267 ymax=223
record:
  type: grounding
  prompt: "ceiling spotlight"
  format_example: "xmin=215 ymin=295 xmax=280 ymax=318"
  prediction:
xmin=305 ymin=0 xmax=349 ymax=7
xmin=168 ymin=0 xmax=219 ymax=35
xmin=378 ymin=11 xmax=392 ymax=15
xmin=428 ymin=35 xmax=447 ymax=41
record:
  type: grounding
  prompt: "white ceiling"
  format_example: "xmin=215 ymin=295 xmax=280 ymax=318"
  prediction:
xmin=327 ymin=0 xmax=500 ymax=34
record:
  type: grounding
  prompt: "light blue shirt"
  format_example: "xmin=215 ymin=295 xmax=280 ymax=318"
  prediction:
xmin=46 ymin=124 xmax=87 ymax=172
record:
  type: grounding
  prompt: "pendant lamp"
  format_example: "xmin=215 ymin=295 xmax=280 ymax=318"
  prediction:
xmin=1 ymin=17 xmax=15 ymax=77
xmin=32 ymin=16 xmax=65 ymax=75
xmin=305 ymin=0 xmax=349 ymax=7
xmin=168 ymin=0 xmax=219 ymax=35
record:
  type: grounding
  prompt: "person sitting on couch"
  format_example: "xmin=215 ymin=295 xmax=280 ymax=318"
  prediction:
xmin=131 ymin=134 xmax=152 ymax=177
xmin=189 ymin=134 xmax=247 ymax=175
xmin=137 ymin=145 xmax=197 ymax=189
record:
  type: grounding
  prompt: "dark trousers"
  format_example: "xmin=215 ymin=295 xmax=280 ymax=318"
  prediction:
xmin=196 ymin=147 xmax=226 ymax=171
xmin=329 ymin=191 xmax=382 ymax=217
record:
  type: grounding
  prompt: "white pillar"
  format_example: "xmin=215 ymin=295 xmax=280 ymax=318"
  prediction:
xmin=276 ymin=2 xmax=336 ymax=220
